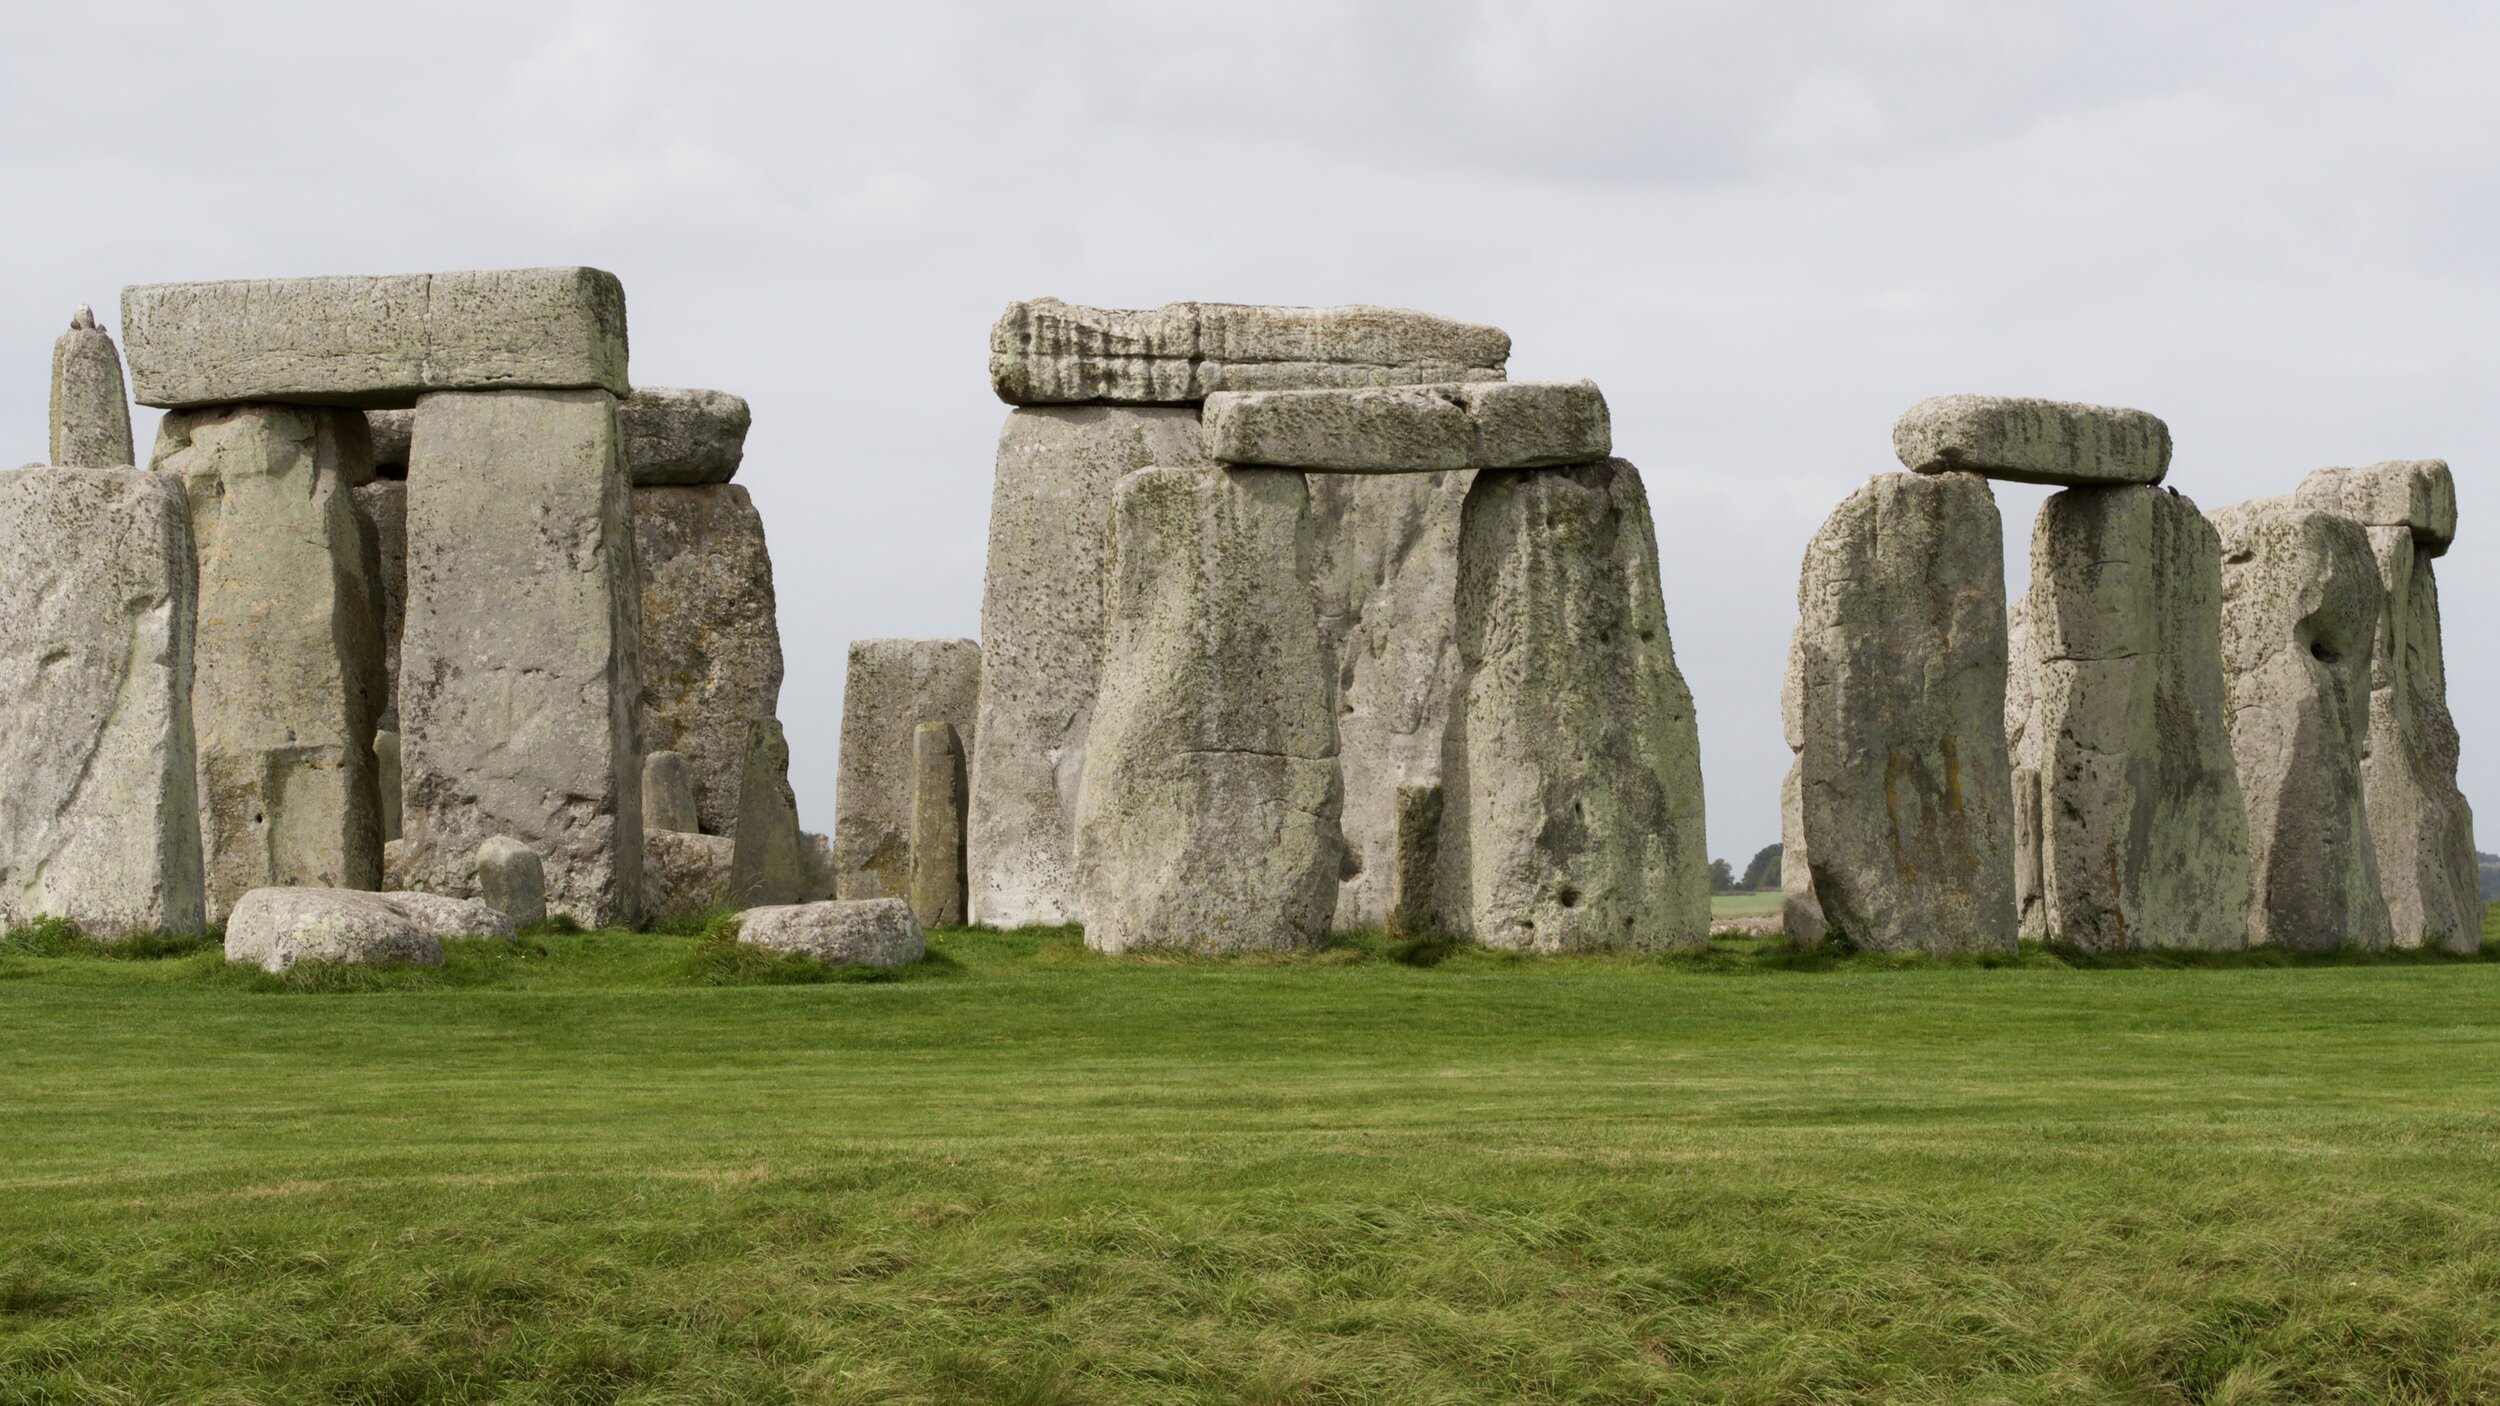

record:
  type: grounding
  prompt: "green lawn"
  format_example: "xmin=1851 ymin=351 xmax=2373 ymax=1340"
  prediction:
xmin=1709 ymin=890 xmax=1784 ymax=918
xmin=6 ymin=922 xmax=2500 ymax=1403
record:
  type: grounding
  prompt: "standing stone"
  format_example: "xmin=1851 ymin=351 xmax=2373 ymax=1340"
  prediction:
xmin=730 ymin=719 xmax=808 ymax=909
xmin=2213 ymin=500 xmax=2390 ymax=951
xmin=2297 ymin=462 xmax=2477 ymax=951
xmin=645 ymin=829 xmax=735 ymax=919
xmin=1075 ymin=467 xmax=1343 ymax=953
xmin=635 ymin=483 xmax=783 ymax=837
xmin=350 ymin=478 xmax=407 ymax=732
xmin=907 ymin=722 xmax=967 ymax=927
xmin=967 ymin=406 xmax=1209 ymax=926
xmin=1778 ymin=629 xmax=1828 ymax=948
xmin=1436 ymin=460 xmax=1709 ymax=952
xmin=1384 ymin=783 xmax=1445 ymax=938
xmin=1790 ymin=472 xmax=2018 ymax=955
xmin=152 ymin=405 xmax=386 ymax=924
xmin=397 ymin=390 xmax=642 ymax=927
xmin=374 ymin=731 xmax=402 ymax=843
xmin=991 ymin=299 xmax=1509 ymax=404
xmin=643 ymin=751 xmax=699 ymax=834
xmin=0 ymin=467 xmax=205 ymax=937
xmin=832 ymin=639 xmax=981 ymax=900
xmin=475 ymin=835 xmax=547 ymax=928
xmin=2026 ymin=486 xmax=2250 ymax=950
xmin=2005 ymin=596 xmax=2047 ymax=942
xmin=51 ymin=306 xmax=135 ymax=468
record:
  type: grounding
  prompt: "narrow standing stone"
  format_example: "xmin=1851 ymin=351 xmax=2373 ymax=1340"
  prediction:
xmin=643 ymin=751 xmax=699 ymax=834
xmin=636 ymin=483 xmax=783 ymax=836
xmin=374 ymin=731 xmax=402 ymax=843
xmin=2004 ymin=596 xmax=2047 ymax=942
xmin=832 ymin=639 xmax=980 ymax=900
xmin=350 ymin=478 xmax=407 ymax=732
xmin=51 ymin=305 xmax=135 ymax=468
xmin=730 ymin=719 xmax=808 ymax=908
xmin=907 ymin=722 xmax=967 ymax=926
xmin=475 ymin=835 xmax=546 ymax=927
xmin=1384 ymin=782 xmax=1444 ymax=939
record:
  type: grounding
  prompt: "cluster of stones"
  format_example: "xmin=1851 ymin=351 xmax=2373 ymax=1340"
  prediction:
xmin=1784 ymin=394 xmax=2472 ymax=955
xmin=0 ymin=270 xmax=916 ymax=971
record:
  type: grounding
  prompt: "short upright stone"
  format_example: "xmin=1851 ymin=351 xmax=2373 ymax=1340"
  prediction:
xmin=2025 ymin=486 xmax=2250 ymax=950
xmin=636 ymin=483 xmax=783 ymax=836
xmin=153 ymin=405 xmax=386 ymax=924
xmin=51 ymin=306 xmax=135 ymax=468
xmin=833 ymin=639 xmax=980 ymax=901
xmin=397 ymin=390 xmax=642 ymax=928
xmin=1075 ymin=467 xmax=1343 ymax=954
xmin=1790 ymin=472 xmax=2018 ymax=955
xmin=730 ymin=719 xmax=808 ymax=908
xmin=0 ymin=468 xmax=205 ymax=936
xmin=476 ymin=835 xmax=547 ymax=928
xmin=1437 ymin=460 xmax=1709 ymax=952
xmin=908 ymin=722 xmax=967 ymax=927
xmin=2213 ymin=500 xmax=2391 ymax=951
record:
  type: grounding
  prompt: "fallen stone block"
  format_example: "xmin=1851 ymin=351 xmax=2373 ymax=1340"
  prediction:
xmin=643 ymin=751 xmax=699 ymax=834
xmin=832 ymin=638 xmax=981 ymax=901
xmin=991 ymin=298 xmax=1509 ymax=405
xmin=383 ymin=890 xmax=516 ymax=941
xmin=1893 ymin=394 xmax=2170 ymax=487
xmin=1204 ymin=380 xmax=1609 ymax=472
xmin=2297 ymin=459 xmax=2456 ymax=556
xmin=636 ymin=483 xmax=782 ymax=837
xmin=731 ymin=719 xmax=809 ymax=909
xmin=646 ymin=829 xmax=735 ymax=919
xmin=620 ymin=388 xmax=749 ymax=485
xmin=476 ymin=835 xmax=546 ymax=927
xmin=51 ymin=305 xmax=134 ymax=468
xmin=0 ymin=467 xmax=205 ymax=938
xmin=224 ymin=888 xmax=443 ymax=972
xmin=122 ymin=267 xmax=629 ymax=409
xmin=740 ymin=898 xmax=925 ymax=967
xmin=908 ymin=722 xmax=967 ymax=927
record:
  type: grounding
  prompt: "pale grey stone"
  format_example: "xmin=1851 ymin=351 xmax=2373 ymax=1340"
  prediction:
xmin=1791 ymin=471 xmax=2018 ymax=955
xmin=351 ymin=479 xmax=406 ymax=731
xmin=643 ymin=751 xmax=699 ymax=834
xmin=383 ymin=890 xmax=516 ymax=941
xmin=0 ymin=467 xmax=205 ymax=938
xmin=730 ymin=719 xmax=808 ymax=909
xmin=620 ymin=388 xmax=749 ymax=486
xmin=396 ymin=390 xmax=642 ymax=927
xmin=153 ymin=405 xmax=386 ymax=924
xmin=1779 ymin=625 xmax=1827 ymax=948
xmin=1893 ymin=394 xmax=2171 ymax=487
xmin=2296 ymin=460 xmax=2456 ymax=556
xmin=2005 ymin=595 xmax=2047 ymax=943
xmin=908 ymin=722 xmax=966 ymax=927
xmin=967 ymin=406 xmax=1209 ymax=926
xmin=991 ymin=298 xmax=1509 ymax=405
xmin=833 ymin=639 xmax=981 ymax=902
xmin=1385 ymin=782 xmax=1444 ymax=937
xmin=365 ymin=410 xmax=413 ymax=478
xmin=2026 ymin=486 xmax=2250 ymax=951
xmin=375 ymin=731 xmax=402 ymax=844
xmin=51 ymin=307 xmax=134 ymax=468
xmin=224 ymin=888 xmax=440 ymax=972
xmin=475 ymin=834 xmax=546 ymax=928
xmin=121 ymin=267 xmax=629 ymax=409
xmin=1203 ymin=380 xmax=1610 ymax=472
xmin=739 ymin=897 xmax=924 ymax=967
xmin=645 ymin=829 xmax=734 ymax=919
xmin=2213 ymin=500 xmax=2391 ymax=951
xmin=1435 ymin=460 xmax=1709 ymax=953
xmin=635 ymin=484 xmax=782 ymax=837
xmin=1075 ymin=467 xmax=1343 ymax=954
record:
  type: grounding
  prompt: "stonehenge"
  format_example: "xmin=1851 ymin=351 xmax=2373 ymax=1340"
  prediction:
xmin=831 ymin=638 xmax=980 ymax=901
xmin=730 ymin=719 xmax=810 ymax=908
xmin=634 ymin=478 xmax=782 ymax=837
xmin=740 ymin=898 xmax=926 ymax=967
xmin=908 ymin=723 xmax=968 ymax=927
xmin=1893 ymin=394 xmax=2171 ymax=487
xmin=51 ymin=306 xmax=135 ymax=468
xmin=990 ymin=298 xmax=1508 ymax=404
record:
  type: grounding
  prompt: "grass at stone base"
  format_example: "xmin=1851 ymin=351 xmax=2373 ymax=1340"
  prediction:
xmin=4 ymin=915 xmax=2500 ymax=1402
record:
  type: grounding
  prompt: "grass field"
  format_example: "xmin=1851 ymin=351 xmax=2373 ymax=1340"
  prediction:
xmin=1709 ymin=891 xmax=1784 ymax=918
xmin=7 ymin=918 xmax=2500 ymax=1403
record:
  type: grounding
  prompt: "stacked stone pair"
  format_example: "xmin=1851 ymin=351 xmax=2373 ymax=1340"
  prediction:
xmin=828 ymin=639 xmax=980 ymax=926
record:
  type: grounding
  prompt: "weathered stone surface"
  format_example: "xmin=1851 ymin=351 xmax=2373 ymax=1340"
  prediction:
xmin=635 ymin=484 xmax=782 ymax=837
xmin=620 ymin=388 xmax=749 ymax=486
xmin=968 ymin=406 xmax=1210 ymax=926
xmin=908 ymin=722 xmax=967 ymax=927
xmin=351 ymin=479 xmax=406 ymax=731
xmin=2026 ymin=486 xmax=2250 ymax=951
xmin=51 ymin=306 xmax=134 ymax=468
xmin=643 ymin=751 xmax=699 ymax=834
xmin=396 ymin=390 xmax=642 ymax=927
xmin=224 ymin=888 xmax=441 ymax=972
xmin=1204 ymin=380 xmax=1609 ymax=472
xmin=2297 ymin=460 xmax=2456 ymax=556
xmin=1778 ymin=760 xmax=1826 ymax=947
xmin=0 ymin=468 xmax=205 ymax=938
xmin=2213 ymin=500 xmax=2391 ymax=951
xmin=383 ymin=890 xmax=516 ymax=941
xmin=1790 ymin=471 xmax=2018 ymax=955
xmin=1893 ymin=395 xmax=2171 ymax=487
xmin=1075 ymin=467 xmax=1343 ymax=953
xmin=475 ymin=835 xmax=546 ymax=927
xmin=833 ymin=639 xmax=981 ymax=901
xmin=992 ymin=298 xmax=1509 ymax=405
xmin=2004 ymin=597 xmax=2047 ymax=943
xmin=801 ymin=832 xmax=837 ymax=902
xmin=740 ymin=897 xmax=925 ymax=967
xmin=154 ymin=405 xmax=386 ymax=924
xmin=122 ymin=267 xmax=630 ymax=409
xmin=646 ymin=829 xmax=735 ymax=919
xmin=366 ymin=410 xmax=413 ymax=478
xmin=730 ymin=719 xmax=808 ymax=909
xmin=375 ymin=731 xmax=402 ymax=843
xmin=1384 ymin=782 xmax=1445 ymax=937
xmin=1435 ymin=460 xmax=1709 ymax=952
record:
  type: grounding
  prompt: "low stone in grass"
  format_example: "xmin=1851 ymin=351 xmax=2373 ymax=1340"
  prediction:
xmin=476 ymin=835 xmax=547 ymax=927
xmin=646 ymin=829 xmax=735 ymax=919
xmin=381 ymin=891 xmax=516 ymax=940
xmin=739 ymin=898 xmax=924 ymax=967
xmin=224 ymin=889 xmax=423 ymax=972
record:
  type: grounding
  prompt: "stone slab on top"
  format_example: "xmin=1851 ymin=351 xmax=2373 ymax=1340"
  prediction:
xmin=2295 ymin=459 xmax=2456 ymax=556
xmin=1203 ymin=380 xmax=1610 ymax=472
xmin=990 ymin=297 xmax=1509 ymax=405
xmin=1892 ymin=394 xmax=2170 ymax=487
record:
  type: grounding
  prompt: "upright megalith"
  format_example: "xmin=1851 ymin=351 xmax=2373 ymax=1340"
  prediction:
xmin=2296 ymin=461 xmax=2478 ymax=951
xmin=350 ymin=478 xmax=407 ymax=732
xmin=643 ymin=751 xmax=699 ymax=834
xmin=374 ymin=731 xmax=402 ymax=843
xmin=152 ymin=405 xmax=386 ymax=923
xmin=991 ymin=298 xmax=1509 ymax=404
xmin=475 ymin=835 xmax=546 ymax=928
xmin=2004 ymin=596 xmax=2046 ymax=942
xmin=908 ymin=722 xmax=967 ymax=927
xmin=396 ymin=389 xmax=642 ymax=927
xmin=2213 ymin=500 xmax=2391 ymax=951
xmin=1789 ymin=472 xmax=2018 ymax=955
xmin=832 ymin=639 xmax=980 ymax=901
xmin=1436 ymin=460 xmax=1708 ymax=952
xmin=1074 ymin=467 xmax=1343 ymax=954
xmin=1778 ymin=633 xmax=1828 ymax=948
xmin=730 ymin=719 xmax=808 ymax=909
xmin=51 ymin=305 xmax=135 ymax=468
xmin=2023 ymin=486 xmax=2250 ymax=950
xmin=0 ymin=467 xmax=205 ymax=937
xmin=635 ymin=482 xmax=782 ymax=837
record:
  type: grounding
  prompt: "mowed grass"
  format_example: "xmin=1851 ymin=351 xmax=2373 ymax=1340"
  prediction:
xmin=5 ymin=919 xmax=2500 ymax=1403
xmin=1709 ymin=890 xmax=1784 ymax=918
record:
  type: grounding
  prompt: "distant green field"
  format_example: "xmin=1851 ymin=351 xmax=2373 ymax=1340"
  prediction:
xmin=5 ymin=917 xmax=2500 ymax=1403
xmin=1709 ymin=889 xmax=1784 ymax=917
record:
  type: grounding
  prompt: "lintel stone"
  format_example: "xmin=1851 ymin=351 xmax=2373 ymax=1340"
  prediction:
xmin=1893 ymin=394 xmax=2170 ymax=487
xmin=1203 ymin=380 xmax=1610 ymax=472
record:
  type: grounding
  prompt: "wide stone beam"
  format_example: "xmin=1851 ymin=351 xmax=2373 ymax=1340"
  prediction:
xmin=121 ymin=267 xmax=629 ymax=409
xmin=618 ymin=388 xmax=750 ymax=485
xmin=2295 ymin=459 xmax=2456 ymax=557
xmin=990 ymin=298 xmax=1509 ymax=405
xmin=1893 ymin=395 xmax=2170 ymax=487
xmin=1203 ymin=381 xmax=1610 ymax=472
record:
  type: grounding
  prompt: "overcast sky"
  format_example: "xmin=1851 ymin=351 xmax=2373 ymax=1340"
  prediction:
xmin=6 ymin=2 xmax=2495 ymax=860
